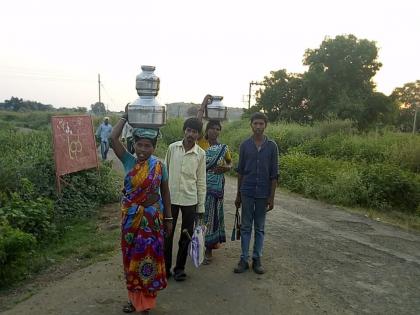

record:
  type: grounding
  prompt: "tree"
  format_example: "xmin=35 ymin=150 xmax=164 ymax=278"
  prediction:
xmin=358 ymin=92 xmax=398 ymax=129
xmin=90 ymin=102 xmax=106 ymax=115
xmin=76 ymin=107 xmax=87 ymax=113
xmin=249 ymin=34 xmax=399 ymax=129
xmin=392 ymin=80 xmax=420 ymax=105
xmin=303 ymin=34 xmax=382 ymax=123
xmin=254 ymin=70 xmax=308 ymax=122
xmin=3 ymin=97 xmax=23 ymax=111
xmin=391 ymin=80 xmax=420 ymax=132
xmin=1 ymin=97 xmax=53 ymax=111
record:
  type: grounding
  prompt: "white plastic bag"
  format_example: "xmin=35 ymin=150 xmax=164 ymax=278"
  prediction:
xmin=188 ymin=225 xmax=206 ymax=268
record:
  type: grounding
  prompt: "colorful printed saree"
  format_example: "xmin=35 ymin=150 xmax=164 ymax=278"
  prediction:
xmin=204 ymin=143 xmax=230 ymax=248
xmin=120 ymin=156 xmax=167 ymax=310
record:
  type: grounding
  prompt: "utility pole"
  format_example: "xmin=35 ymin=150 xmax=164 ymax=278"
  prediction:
xmin=413 ymin=101 xmax=419 ymax=134
xmin=248 ymin=83 xmax=252 ymax=109
xmin=248 ymin=81 xmax=265 ymax=109
xmin=98 ymin=74 xmax=101 ymax=105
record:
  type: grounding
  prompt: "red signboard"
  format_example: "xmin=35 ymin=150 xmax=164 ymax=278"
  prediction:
xmin=51 ymin=115 xmax=99 ymax=181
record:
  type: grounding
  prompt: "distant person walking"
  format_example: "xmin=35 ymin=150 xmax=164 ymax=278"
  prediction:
xmin=122 ymin=122 xmax=134 ymax=154
xmin=234 ymin=112 xmax=279 ymax=274
xmin=96 ymin=116 xmax=113 ymax=160
xmin=197 ymin=95 xmax=232 ymax=264
xmin=164 ymin=117 xmax=206 ymax=281
xmin=110 ymin=109 xmax=173 ymax=314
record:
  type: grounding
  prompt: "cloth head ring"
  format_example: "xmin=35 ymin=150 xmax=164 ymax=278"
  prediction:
xmin=132 ymin=128 xmax=159 ymax=140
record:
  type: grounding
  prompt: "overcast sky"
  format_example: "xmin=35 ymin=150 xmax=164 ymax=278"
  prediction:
xmin=0 ymin=0 xmax=419 ymax=111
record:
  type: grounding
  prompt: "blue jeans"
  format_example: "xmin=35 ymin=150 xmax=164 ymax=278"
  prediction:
xmin=100 ymin=141 xmax=109 ymax=160
xmin=240 ymin=195 xmax=267 ymax=261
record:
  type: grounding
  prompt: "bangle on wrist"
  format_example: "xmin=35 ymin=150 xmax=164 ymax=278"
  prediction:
xmin=164 ymin=217 xmax=173 ymax=221
xmin=120 ymin=116 xmax=127 ymax=122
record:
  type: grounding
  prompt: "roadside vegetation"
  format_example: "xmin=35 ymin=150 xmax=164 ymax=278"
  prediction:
xmin=222 ymin=120 xmax=420 ymax=228
xmin=0 ymin=111 xmax=120 ymax=289
xmin=158 ymin=118 xmax=420 ymax=230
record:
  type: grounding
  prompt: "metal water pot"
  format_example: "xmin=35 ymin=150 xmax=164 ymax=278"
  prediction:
xmin=205 ymin=96 xmax=227 ymax=121
xmin=128 ymin=65 xmax=167 ymax=128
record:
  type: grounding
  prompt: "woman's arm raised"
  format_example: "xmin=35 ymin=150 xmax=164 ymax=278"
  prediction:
xmin=110 ymin=114 xmax=129 ymax=161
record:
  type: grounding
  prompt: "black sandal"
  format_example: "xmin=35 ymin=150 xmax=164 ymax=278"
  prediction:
xmin=123 ymin=301 xmax=135 ymax=313
xmin=173 ymin=271 xmax=187 ymax=281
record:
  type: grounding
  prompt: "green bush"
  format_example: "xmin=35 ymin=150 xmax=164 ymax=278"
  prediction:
xmin=360 ymin=164 xmax=420 ymax=212
xmin=0 ymin=129 xmax=53 ymax=195
xmin=281 ymin=153 xmax=420 ymax=212
xmin=313 ymin=119 xmax=355 ymax=138
xmin=0 ymin=110 xmax=53 ymax=130
xmin=54 ymin=163 xmax=120 ymax=220
xmin=0 ymin=126 xmax=119 ymax=211
xmin=219 ymin=119 xmax=355 ymax=156
xmin=0 ymin=221 xmax=36 ymax=286
xmin=280 ymin=153 xmax=344 ymax=198
xmin=0 ymin=119 xmax=120 ymax=287
xmin=294 ymin=132 xmax=420 ymax=173
xmin=388 ymin=136 xmax=420 ymax=173
xmin=160 ymin=118 xmax=184 ymax=145
xmin=327 ymin=166 xmax=367 ymax=206
xmin=0 ymin=178 xmax=55 ymax=240
xmin=295 ymin=134 xmax=388 ymax=163
xmin=219 ymin=120 xmax=251 ymax=151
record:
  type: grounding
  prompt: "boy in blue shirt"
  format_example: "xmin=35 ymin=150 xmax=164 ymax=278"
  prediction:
xmin=234 ymin=112 xmax=279 ymax=274
xmin=96 ymin=117 xmax=113 ymax=160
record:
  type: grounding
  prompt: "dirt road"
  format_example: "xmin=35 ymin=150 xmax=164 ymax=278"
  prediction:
xmin=2 ymin=151 xmax=420 ymax=315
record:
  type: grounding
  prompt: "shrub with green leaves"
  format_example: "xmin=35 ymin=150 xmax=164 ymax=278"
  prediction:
xmin=281 ymin=153 xmax=420 ymax=213
xmin=294 ymin=132 xmax=420 ymax=173
xmin=160 ymin=118 xmax=184 ymax=145
xmin=0 ymin=221 xmax=36 ymax=286
xmin=360 ymin=163 xmax=420 ymax=211
xmin=54 ymin=163 xmax=120 ymax=220
xmin=0 ymin=116 xmax=120 ymax=286
xmin=0 ymin=193 xmax=55 ymax=240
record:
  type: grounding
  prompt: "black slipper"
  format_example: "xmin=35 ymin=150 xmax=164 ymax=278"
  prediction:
xmin=202 ymin=257 xmax=211 ymax=265
xmin=174 ymin=271 xmax=187 ymax=281
xmin=123 ymin=301 xmax=135 ymax=313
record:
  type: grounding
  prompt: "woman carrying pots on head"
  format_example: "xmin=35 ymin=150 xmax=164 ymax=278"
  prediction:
xmin=110 ymin=109 xmax=173 ymax=314
xmin=197 ymin=94 xmax=232 ymax=264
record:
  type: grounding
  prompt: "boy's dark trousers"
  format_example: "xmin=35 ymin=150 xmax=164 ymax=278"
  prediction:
xmin=164 ymin=204 xmax=197 ymax=274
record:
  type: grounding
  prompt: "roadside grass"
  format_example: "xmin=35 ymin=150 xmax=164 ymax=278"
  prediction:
xmin=0 ymin=205 xmax=120 ymax=310
xmin=352 ymin=207 xmax=420 ymax=231
xmin=36 ymin=217 xmax=120 ymax=266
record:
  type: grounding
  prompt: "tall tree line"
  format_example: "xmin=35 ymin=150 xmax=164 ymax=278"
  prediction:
xmin=251 ymin=34 xmax=419 ymax=131
xmin=0 ymin=96 xmax=88 ymax=113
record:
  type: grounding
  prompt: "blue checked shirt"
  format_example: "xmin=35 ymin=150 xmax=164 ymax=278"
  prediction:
xmin=236 ymin=136 xmax=279 ymax=198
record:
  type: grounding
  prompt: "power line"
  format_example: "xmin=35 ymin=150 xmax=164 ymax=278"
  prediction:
xmin=100 ymin=82 xmax=117 ymax=110
xmin=0 ymin=68 xmax=91 ymax=82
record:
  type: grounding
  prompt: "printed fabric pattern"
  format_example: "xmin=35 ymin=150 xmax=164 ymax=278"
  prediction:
xmin=204 ymin=144 xmax=228 ymax=248
xmin=121 ymin=156 xmax=167 ymax=297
